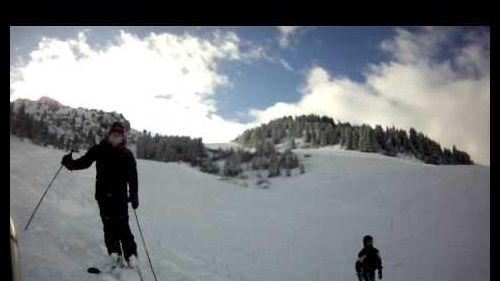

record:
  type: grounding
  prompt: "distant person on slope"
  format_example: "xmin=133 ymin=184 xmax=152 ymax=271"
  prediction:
xmin=355 ymin=235 xmax=383 ymax=281
xmin=61 ymin=121 xmax=139 ymax=269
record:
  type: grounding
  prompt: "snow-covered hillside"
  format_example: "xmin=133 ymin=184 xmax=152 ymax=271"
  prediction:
xmin=10 ymin=97 xmax=140 ymax=150
xmin=10 ymin=136 xmax=489 ymax=281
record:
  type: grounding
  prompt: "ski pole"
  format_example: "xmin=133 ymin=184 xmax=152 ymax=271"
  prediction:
xmin=24 ymin=164 xmax=64 ymax=232
xmin=133 ymin=209 xmax=159 ymax=281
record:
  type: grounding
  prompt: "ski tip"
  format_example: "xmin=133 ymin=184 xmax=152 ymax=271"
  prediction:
xmin=87 ymin=267 xmax=101 ymax=274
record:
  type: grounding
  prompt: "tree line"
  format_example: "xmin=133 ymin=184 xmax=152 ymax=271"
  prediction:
xmin=135 ymin=131 xmax=304 ymax=179
xmin=218 ymin=143 xmax=303 ymax=179
xmin=234 ymin=114 xmax=473 ymax=165
xmin=10 ymin=100 xmax=129 ymax=152
xmin=135 ymin=131 xmax=205 ymax=163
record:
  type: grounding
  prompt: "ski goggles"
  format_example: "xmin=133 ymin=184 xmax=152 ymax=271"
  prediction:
xmin=110 ymin=128 xmax=124 ymax=135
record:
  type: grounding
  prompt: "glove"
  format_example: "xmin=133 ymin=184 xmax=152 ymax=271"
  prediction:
xmin=61 ymin=152 xmax=74 ymax=170
xmin=129 ymin=194 xmax=139 ymax=209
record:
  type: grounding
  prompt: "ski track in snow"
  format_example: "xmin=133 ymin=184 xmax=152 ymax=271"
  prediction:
xmin=10 ymin=136 xmax=490 ymax=281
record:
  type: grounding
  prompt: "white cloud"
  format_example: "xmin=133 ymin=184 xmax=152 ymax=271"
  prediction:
xmin=236 ymin=40 xmax=295 ymax=72
xmin=380 ymin=27 xmax=454 ymax=64
xmin=250 ymin=27 xmax=490 ymax=165
xmin=277 ymin=26 xmax=301 ymax=48
xmin=279 ymin=58 xmax=294 ymax=71
xmin=10 ymin=30 xmax=251 ymax=143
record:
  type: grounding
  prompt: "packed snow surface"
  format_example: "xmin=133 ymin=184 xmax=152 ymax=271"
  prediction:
xmin=10 ymin=136 xmax=489 ymax=281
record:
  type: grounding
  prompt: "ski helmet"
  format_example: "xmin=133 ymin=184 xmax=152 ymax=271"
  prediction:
xmin=363 ymin=235 xmax=373 ymax=246
xmin=109 ymin=121 xmax=125 ymax=135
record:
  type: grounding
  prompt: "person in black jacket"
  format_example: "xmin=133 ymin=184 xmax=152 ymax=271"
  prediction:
xmin=61 ymin=121 xmax=139 ymax=268
xmin=355 ymin=235 xmax=383 ymax=281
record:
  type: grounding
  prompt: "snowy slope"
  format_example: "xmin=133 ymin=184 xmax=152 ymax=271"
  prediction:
xmin=10 ymin=135 xmax=489 ymax=281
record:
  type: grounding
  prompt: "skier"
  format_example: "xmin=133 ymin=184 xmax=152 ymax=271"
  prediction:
xmin=61 ymin=121 xmax=139 ymax=269
xmin=355 ymin=235 xmax=383 ymax=281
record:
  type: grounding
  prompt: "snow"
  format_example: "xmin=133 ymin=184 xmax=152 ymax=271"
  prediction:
xmin=205 ymin=142 xmax=245 ymax=151
xmin=10 ymin=135 xmax=489 ymax=281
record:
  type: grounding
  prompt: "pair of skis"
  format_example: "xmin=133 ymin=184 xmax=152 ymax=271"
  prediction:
xmin=87 ymin=265 xmax=145 ymax=281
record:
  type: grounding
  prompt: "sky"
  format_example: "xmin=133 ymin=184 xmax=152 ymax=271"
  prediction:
xmin=10 ymin=26 xmax=490 ymax=165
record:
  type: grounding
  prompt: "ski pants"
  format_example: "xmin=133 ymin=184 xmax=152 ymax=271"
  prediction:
xmin=97 ymin=199 xmax=137 ymax=260
xmin=356 ymin=261 xmax=377 ymax=281
xmin=360 ymin=271 xmax=376 ymax=281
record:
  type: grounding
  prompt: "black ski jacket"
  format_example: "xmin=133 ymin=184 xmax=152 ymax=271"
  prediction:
xmin=357 ymin=246 xmax=383 ymax=273
xmin=69 ymin=140 xmax=138 ymax=204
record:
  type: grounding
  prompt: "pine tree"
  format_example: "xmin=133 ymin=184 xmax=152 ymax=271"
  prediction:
xmin=200 ymin=159 xmax=220 ymax=175
xmin=305 ymin=128 xmax=311 ymax=143
xmin=223 ymin=151 xmax=242 ymax=177
xmin=374 ymin=125 xmax=385 ymax=152
xmin=409 ymin=128 xmax=420 ymax=157
xmin=88 ymin=130 xmax=97 ymax=147
xmin=443 ymin=148 xmax=453 ymax=164
xmin=72 ymin=135 xmax=80 ymax=151
xmin=323 ymin=125 xmax=335 ymax=145
xmin=344 ymin=126 xmax=354 ymax=150
xmin=359 ymin=125 xmax=374 ymax=152
xmin=257 ymin=140 xmax=275 ymax=156
xmin=351 ymin=127 xmax=359 ymax=150
xmin=268 ymin=153 xmax=281 ymax=178
xmin=398 ymin=129 xmax=410 ymax=153
xmin=383 ymin=127 xmax=398 ymax=156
